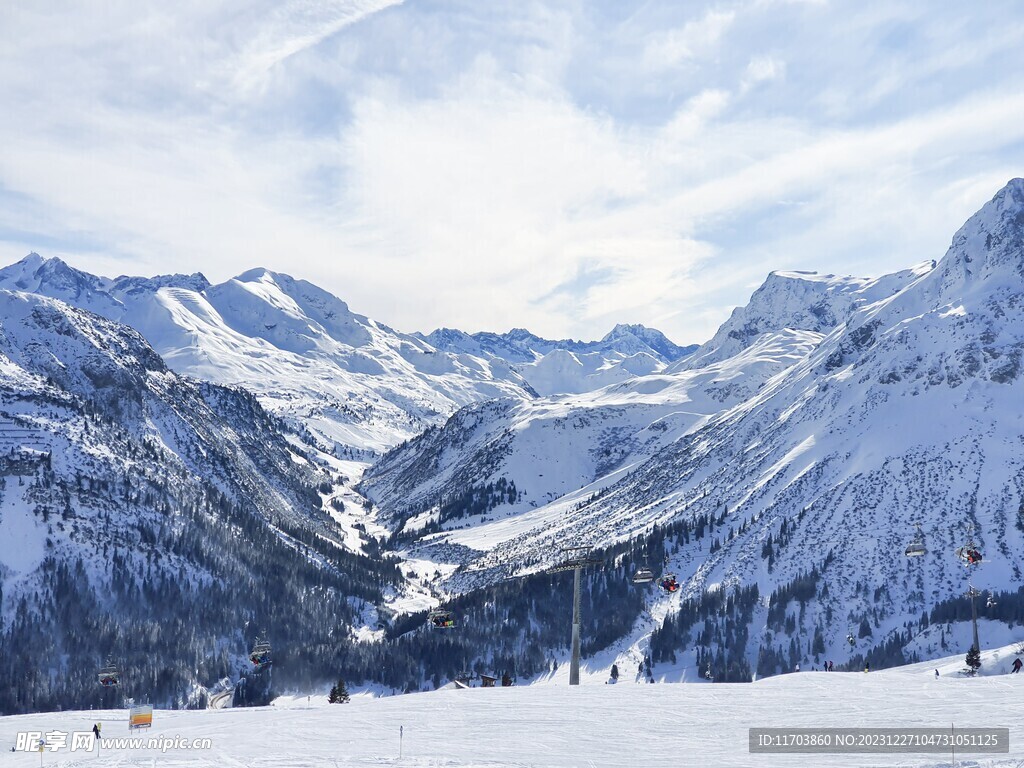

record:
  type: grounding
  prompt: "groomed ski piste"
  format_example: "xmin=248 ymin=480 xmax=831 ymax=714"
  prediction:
xmin=3 ymin=644 xmax=1023 ymax=768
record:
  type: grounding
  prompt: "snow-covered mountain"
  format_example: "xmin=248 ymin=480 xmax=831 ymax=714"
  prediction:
xmin=0 ymin=257 xmax=692 ymax=453
xmin=673 ymin=266 xmax=931 ymax=371
xmin=362 ymin=325 xmax=823 ymax=536
xmin=0 ymin=258 xmax=541 ymax=456
xmin=0 ymin=288 xmax=404 ymax=712
xmin=361 ymin=179 xmax=1024 ymax=677
xmin=420 ymin=324 xmax=696 ymax=396
xmin=420 ymin=323 xmax=693 ymax=364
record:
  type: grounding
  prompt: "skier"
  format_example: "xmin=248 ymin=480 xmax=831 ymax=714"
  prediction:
xmin=864 ymin=662 xmax=870 ymax=673
xmin=1011 ymin=658 xmax=1022 ymax=674
xmin=92 ymin=723 xmax=101 ymax=740
xmin=935 ymin=669 xmax=939 ymax=678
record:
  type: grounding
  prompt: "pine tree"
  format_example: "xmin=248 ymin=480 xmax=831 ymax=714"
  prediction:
xmin=965 ymin=646 xmax=981 ymax=675
xmin=328 ymin=678 xmax=350 ymax=704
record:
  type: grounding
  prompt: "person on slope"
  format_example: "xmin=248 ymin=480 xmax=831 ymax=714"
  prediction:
xmin=1011 ymin=658 xmax=1022 ymax=674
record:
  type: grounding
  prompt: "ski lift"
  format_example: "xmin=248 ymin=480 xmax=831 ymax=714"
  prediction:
xmin=955 ymin=546 xmax=983 ymax=566
xmin=428 ymin=609 xmax=456 ymax=629
xmin=846 ymin=633 xmax=856 ymax=647
xmin=249 ymin=633 xmax=272 ymax=671
xmin=956 ymin=525 xmax=983 ymax=566
xmin=904 ymin=523 xmax=927 ymax=557
xmin=632 ymin=565 xmax=655 ymax=585
xmin=97 ymin=657 xmax=119 ymax=687
xmin=986 ymin=592 xmax=997 ymax=609
xmin=657 ymin=573 xmax=680 ymax=593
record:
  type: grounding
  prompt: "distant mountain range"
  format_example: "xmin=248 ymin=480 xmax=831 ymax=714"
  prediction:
xmin=0 ymin=255 xmax=693 ymax=453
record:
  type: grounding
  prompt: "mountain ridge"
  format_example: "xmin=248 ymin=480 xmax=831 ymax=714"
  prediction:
xmin=0 ymin=255 xmax=692 ymax=450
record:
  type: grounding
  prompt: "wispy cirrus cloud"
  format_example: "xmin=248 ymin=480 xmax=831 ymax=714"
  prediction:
xmin=227 ymin=0 xmax=405 ymax=89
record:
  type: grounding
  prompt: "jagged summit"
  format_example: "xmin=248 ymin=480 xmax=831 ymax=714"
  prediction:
xmin=419 ymin=322 xmax=696 ymax=396
xmin=423 ymin=323 xmax=693 ymax=363
xmin=0 ymin=252 xmax=210 ymax=302
xmin=923 ymin=177 xmax=1024 ymax=300
xmin=602 ymin=323 xmax=692 ymax=361
xmin=676 ymin=264 xmax=931 ymax=371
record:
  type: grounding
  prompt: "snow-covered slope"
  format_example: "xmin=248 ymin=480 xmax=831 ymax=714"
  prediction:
xmin=674 ymin=264 xmax=931 ymax=371
xmin=362 ymin=179 xmax=1024 ymax=675
xmin=0 ymin=258 xmax=694 ymax=454
xmin=362 ymin=326 xmax=822 ymax=538
xmin=0 ymin=289 xmax=400 ymax=712
xmin=0 ymin=258 xmax=539 ymax=456
xmin=2 ymin=643 xmax=1023 ymax=768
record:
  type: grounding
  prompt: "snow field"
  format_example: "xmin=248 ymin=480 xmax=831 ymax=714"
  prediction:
xmin=3 ymin=646 xmax=1024 ymax=768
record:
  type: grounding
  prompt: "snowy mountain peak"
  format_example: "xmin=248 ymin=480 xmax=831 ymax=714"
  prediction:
xmin=932 ymin=177 xmax=1024 ymax=294
xmin=0 ymin=253 xmax=210 ymax=307
xmin=1 ymin=252 xmax=104 ymax=291
xmin=677 ymin=265 xmax=930 ymax=371
xmin=0 ymin=253 xmax=123 ymax=316
xmin=601 ymin=323 xmax=692 ymax=361
xmin=110 ymin=272 xmax=211 ymax=295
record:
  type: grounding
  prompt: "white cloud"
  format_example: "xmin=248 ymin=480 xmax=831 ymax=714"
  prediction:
xmin=643 ymin=9 xmax=737 ymax=70
xmin=741 ymin=55 xmax=785 ymax=91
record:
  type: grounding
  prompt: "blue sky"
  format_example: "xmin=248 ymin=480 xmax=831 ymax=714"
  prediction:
xmin=1 ymin=0 xmax=1023 ymax=344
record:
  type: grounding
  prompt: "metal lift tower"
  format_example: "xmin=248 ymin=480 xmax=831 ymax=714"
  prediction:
xmin=546 ymin=546 xmax=602 ymax=686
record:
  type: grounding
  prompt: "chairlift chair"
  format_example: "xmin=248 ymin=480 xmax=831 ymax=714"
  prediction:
xmin=904 ymin=523 xmax=927 ymax=557
xmin=905 ymin=541 xmax=927 ymax=557
xmin=955 ymin=546 xmax=983 ymax=566
xmin=97 ymin=658 xmax=119 ymax=687
xmin=428 ymin=609 xmax=456 ymax=629
xmin=632 ymin=566 xmax=655 ymax=585
xmin=657 ymin=573 xmax=680 ymax=593
xmin=250 ymin=634 xmax=272 ymax=670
